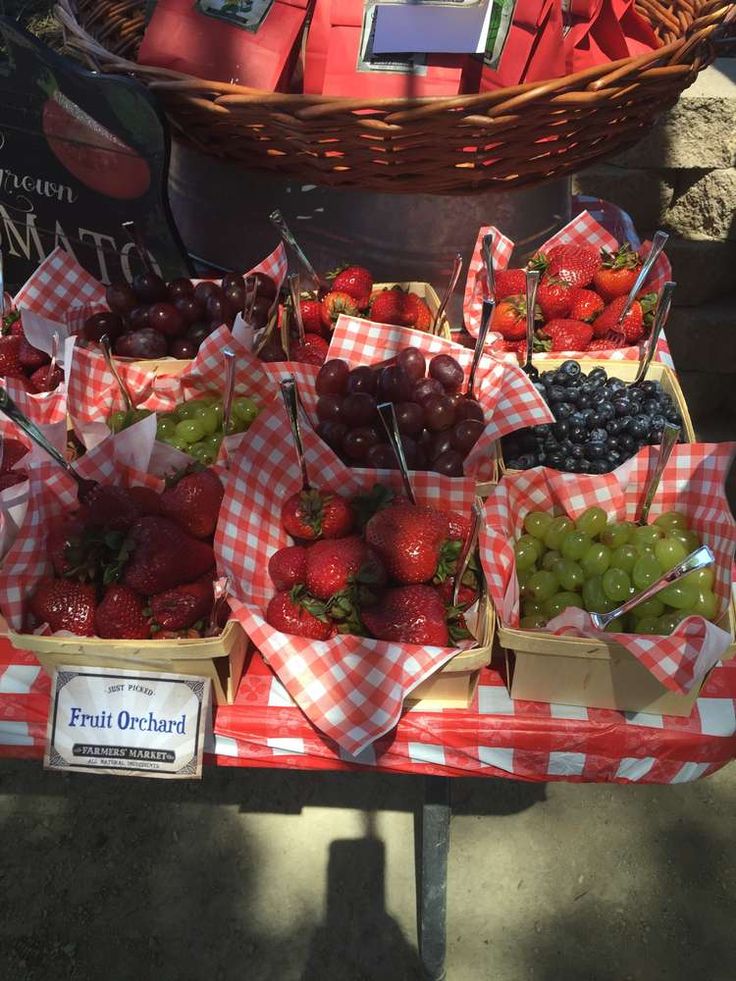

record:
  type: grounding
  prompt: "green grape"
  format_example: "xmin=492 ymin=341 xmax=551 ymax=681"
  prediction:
xmin=557 ymin=558 xmax=584 ymax=592
xmin=581 ymin=543 xmax=611 ymax=578
xmin=203 ymin=433 xmax=224 ymax=454
xmin=514 ymin=539 xmax=538 ymax=572
xmin=232 ymin=396 xmax=259 ymax=425
xmin=602 ymin=568 xmax=633 ymax=603
xmin=225 ymin=415 xmax=248 ymax=435
xmin=156 ymin=417 xmax=178 ymax=439
xmin=543 ymin=592 xmax=584 ymax=618
xmin=520 ymin=615 xmax=548 ymax=629
xmin=130 ymin=408 xmax=152 ymax=424
xmin=109 ymin=410 xmax=131 ymax=433
xmin=582 ymin=576 xmax=614 ymax=614
xmin=517 ymin=534 xmax=543 ymax=561
xmin=164 ymin=436 xmax=190 ymax=452
xmin=684 ymin=567 xmax=715 ymax=591
xmin=517 ymin=567 xmax=537 ymax=597
xmin=560 ymin=531 xmax=592 ymax=561
xmin=544 ymin=516 xmax=574 ymax=551
xmin=523 ymin=510 xmax=553 ymax=539
xmin=692 ymin=590 xmax=718 ymax=620
xmin=604 ymin=614 xmax=631 ymax=634
xmin=659 ymin=581 xmax=699 ymax=610
xmin=654 ymin=511 xmax=689 ymax=532
xmin=634 ymin=615 xmax=663 ymax=635
xmin=610 ymin=544 xmax=637 ymax=574
xmin=600 ymin=522 xmax=633 ymax=548
xmin=632 ymin=597 xmax=665 ymax=619
xmin=174 ymin=419 xmax=206 ymax=444
xmin=541 ymin=549 xmax=562 ymax=572
xmin=632 ymin=554 xmax=662 ymax=590
xmin=631 ymin=525 xmax=663 ymax=550
xmin=189 ymin=442 xmax=213 ymax=464
xmin=527 ymin=570 xmax=560 ymax=602
xmin=656 ymin=612 xmax=687 ymax=634
xmin=653 ymin=537 xmax=688 ymax=571
xmin=175 ymin=401 xmax=200 ymax=420
xmin=575 ymin=506 xmax=607 ymax=538
xmin=192 ymin=404 xmax=220 ymax=436
xmin=522 ymin=598 xmax=545 ymax=617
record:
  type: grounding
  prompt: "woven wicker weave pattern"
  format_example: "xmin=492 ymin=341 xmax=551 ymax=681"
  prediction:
xmin=56 ymin=0 xmax=735 ymax=194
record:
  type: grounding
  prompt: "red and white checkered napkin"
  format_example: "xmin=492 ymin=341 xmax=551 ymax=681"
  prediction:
xmin=463 ymin=211 xmax=673 ymax=357
xmin=2 ymin=376 xmax=69 ymax=453
xmin=215 ymin=401 xmax=477 ymax=755
xmin=0 ymin=425 xmax=162 ymax=631
xmin=326 ymin=315 xmax=554 ymax=479
xmin=480 ymin=443 xmax=736 ymax=695
xmin=13 ymin=247 xmax=107 ymax=324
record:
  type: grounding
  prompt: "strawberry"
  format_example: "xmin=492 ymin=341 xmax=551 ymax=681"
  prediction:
xmin=0 ymin=437 xmax=29 ymax=473
xmin=268 ymin=545 xmax=308 ymax=591
xmin=494 ymin=268 xmax=527 ymax=301
xmin=17 ymin=337 xmax=50 ymax=371
xmin=361 ymin=585 xmax=449 ymax=646
xmin=281 ymin=489 xmax=354 ymax=540
xmin=160 ymin=467 xmax=224 ymax=539
xmin=586 ymin=337 xmax=619 ymax=352
xmin=80 ymin=485 xmax=141 ymax=532
xmin=537 ymin=277 xmax=573 ymax=320
xmin=329 ymin=265 xmax=373 ymax=309
xmin=300 ymin=298 xmax=327 ymax=337
xmin=492 ymin=296 xmax=527 ymax=340
xmin=540 ymin=319 xmax=593 ymax=352
xmin=569 ymin=288 xmax=605 ymax=323
xmin=291 ymin=333 xmax=329 ymax=366
xmin=266 ymin=589 xmax=335 ymax=640
xmin=0 ymin=335 xmax=24 ymax=378
xmin=369 ymin=288 xmax=432 ymax=331
xmin=447 ymin=511 xmax=471 ymax=543
xmin=95 ymin=584 xmax=151 ymax=639
xmin=321 ymin=291 xmax=359 ymax=330
xmin=150 ymin=578 xmax=213 ymax=631
xmin=365 ymin=502 xmax=450 ymax=584
xmin=404 ymin=293 xmax=433 ymax=332
xmin=305 ymin=535 xmax=386 ymax=601
xmin=2 ymin=309 xmax=22 ymax=336
xmin=127 ymin=485 xmax=163 ymax=516
xmin=591 ymin=295 xmax=646 ymax=343
xmin=592 ymin=243 xmax=642 ymax=301
xmin=47 ymin=514 xmax=87 ymax=577
xmin=0 ymin=471 xmax=26 ymax=491
xmin=121 ymin=516 xmax=215 ymax=594
xmin=29 ymin=578 xmax=96 ymax=636
xmin=28 ymin=363 xmax=63 ymax=393
xmin=532 ymin=244 xmax=601 ymax=289
xmin=435 ymin=577 xmax=478 ymax=609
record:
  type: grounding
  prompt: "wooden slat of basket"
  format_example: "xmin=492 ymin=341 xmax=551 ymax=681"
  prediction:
xmin=56 ymin=0 xmax=735 ymax=194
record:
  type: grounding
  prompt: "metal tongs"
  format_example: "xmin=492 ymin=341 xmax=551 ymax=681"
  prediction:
xmin=270 ymin=210 xmax=325 ymax=293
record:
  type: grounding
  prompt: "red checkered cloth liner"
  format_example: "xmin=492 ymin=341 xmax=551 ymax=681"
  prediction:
xmin=246 ymin=243 xmax=288 ymax=286
xmin=13 ymin=247 xmax=106 ymax=321
xmin=215 ymin=401 xmax=478 ymax=755
xmin=0 ymin=429 xmax=163 ymax=630
xmin=324 ymin=315 xmax=554 ymax=479
xmin=480 ymin=443 xmax=736 ymax=694
xmin=463 ymin=211 xmax=673 ymax=363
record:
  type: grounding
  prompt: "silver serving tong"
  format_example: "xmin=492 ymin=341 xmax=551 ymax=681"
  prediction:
xmin=452 ymin=498 xmax=483 ymax=607
xmin=632 ymin=280 xmax=675 ymax=386
xmin=482 ymin=233 xmax=496 ymax=300
xmin=522 ymin=269 xmax=540 ymax=381
xmin=377 ymin=402 xmax=417 ymax=504
xmin=269 ymin=210 xmax=324 ymax=292
xmin=222 ymin=347 xmax=236 ymax=438
xmin=637 ymin=422 xmax=681 ymax=526
xmin=611 ymin=230 xmax=669 ymax=338
xmin=288 ymin=272 xmax=306 ymax=344
xmin=432 ymin=253 xmax=462 ymax=335
xmin=466 ymin=297 xmax=494 ymax=400
xmin=280 ymin=376 xmax=311 ymax=490
xmin=590 ymin=545 xmax=714 ymax=631
xmin=45 ymin=331 xmax=60 ymax=390
xmin=0 ymin=386 xmax=97 ymax=500
xmin=206 ymin=576 xmax=231 ymax=637
xmin=100 ymin=334 xmax=135 ymax=413
xmin=122 ymin=219 xmax=157 ymax=277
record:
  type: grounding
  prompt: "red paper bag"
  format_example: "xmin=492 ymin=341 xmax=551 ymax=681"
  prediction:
xmin=481 ymin=0 xmax=565 ymax=92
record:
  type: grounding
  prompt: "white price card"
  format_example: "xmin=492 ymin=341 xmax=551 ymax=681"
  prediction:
xmin=44 ymin=666 xmax=211 ymax=779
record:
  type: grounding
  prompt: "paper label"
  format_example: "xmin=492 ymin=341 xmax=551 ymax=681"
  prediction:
xmin=483 ymin=0 xmax=515 ymax=69
xmin=195 ymin=0 xmax=275 ymax=33
xmin=358 ymin=4 xmax=428 ymax=74
xmin=44 ymin=665 xmax=211 ymax=779
xmin=372 ymin=0 xmax=494 ymax=56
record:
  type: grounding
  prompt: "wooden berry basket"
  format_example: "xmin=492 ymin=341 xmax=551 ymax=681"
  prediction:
xmin=56 ymin=0 xmax=735 ymax=195
xmin=498 ymin=358 xmax=696 ymax=476
xmin=9 ymin=620 xmax=248 ymax=706
xmin=498 ymin=597 xmax=736 ymax=716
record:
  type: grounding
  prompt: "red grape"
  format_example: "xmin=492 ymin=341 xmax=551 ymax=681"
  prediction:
xmin=221 ymin=272 xmax=244 ymax=292
xmin=397 ymin=347 xmax=426 ymax=381
xmin=114 ymin=329 xmax=167 ymax=359
xmin=342 ymin=427 xmax=380 ymax=461
xmin=456 ymin=398 xmax=484 ymax=423
xmin=429 ymin=354 xmax=464 ymax=393
xmin=128 ymin=305 xmax=150 ymax=331
xmin=193 ymin=281 xmax=223 ymax=305
xmin=377 ymin=365 xmax=413 ymax=402
xmin=316 ymin=359 xmax=350 ymax=396
xmin=451 ymin=420 xmax=484 ymax=453
xmin=167 ymin=278 xmax=194 ymax=299
xmin=174 ymin=295 xmax=205 ymax=326
xmin=316 ymin=394 xmax=343 ymax=423
xmin=148 ymin=302 xmax=186 ymax=338
xmin=224 ymin=283 xmax=245 ymax=318
xmin=427 ymin=431 xmax=453 ymax=462
xmin=251 ymin=295 xmax=273 ymax=320
xmin=169 ymin=338 xmax=197 ymax=359
xmin=394 ymin=401 xmax=424 ymax=436
xmin=258 ymin=336 xmax=287 ymax=362
xmin=412 ymin=377 xmax=444 ymax=405
xmin=206 ymin=294 xmax=230 ymax=327
xmin=186 ymin=323 xmax=212 ymax=345
xmin=342 ymin=392 xmax=377 ymax=427
xmin=245 ymin=272 xmax=277 ymax=301
xmin=433 ymin=449 xmax=465 ymax=477
xmin=132 ymin=272 xmax=167 ymax=304
xmin=347 ymin=366 xmax=378 ymax=395
xmin=317 ymin=420 xmax=348 ymax=450
xmin=82 ymin=312 xmax=124 ymax=343
xmin=424 ymin=395 xmax=457 ymax=432
xmin=106 ymin=281 xmax=137 ymax=316
xmin=366 ymin=444 xmax=398 ymax=469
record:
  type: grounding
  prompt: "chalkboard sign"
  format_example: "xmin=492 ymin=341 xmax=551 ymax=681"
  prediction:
xmin=0 ymin=18 xmax=190 ymax=292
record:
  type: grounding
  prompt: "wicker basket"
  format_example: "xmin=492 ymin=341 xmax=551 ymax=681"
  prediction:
xmin=55 ymin=0 xmax=735 ymax=195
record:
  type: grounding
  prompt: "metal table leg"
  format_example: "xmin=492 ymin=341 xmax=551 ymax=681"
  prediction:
xmin=416 ymin=776 xmax=452 ymax=981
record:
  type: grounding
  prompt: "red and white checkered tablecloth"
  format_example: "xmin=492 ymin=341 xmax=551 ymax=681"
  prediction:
xmin=1 ymin=635 xmax=734 ymax=784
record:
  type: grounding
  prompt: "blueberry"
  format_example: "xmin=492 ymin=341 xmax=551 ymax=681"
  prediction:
xmin=627 ymin=415 xmax=650 ymax=439
xmin=506 ymin=459 xmax=522 ymax=469
xmin=640 ymin=380 xmax=658 ymax=397
xmin=606 ymin=418 xmax=624 ymax=435
xmin=569 ymin=423 xmax=587 ymax=443
xmin=607 ymin=436 xmax=620 ymax=450
xmin=596 ymin=401 xmax=615 ymax=422
xmin=643 ymin=399 xmax=660 ymax=415
xmin=533 ymin=382 xmax=547 ymax=399
xmin=666 ymin=408 xmax=683 ymax=425
xmin=588 ymin=427 xmax=609 ymax=444
xmin=628 ymin=387 xmax=644 ymax=404
xmin=588 ymin=460 xmax=609 ymax=475
xmin=562 ymin=456 xmax=579 ymax=473
xmin=570 ymin=410 xmax=592 ymax=428
xmin=545 ymin=451 xmax=564 ymax=468
xmin=552 ymin=421 xmax=569 ymax=440
xmin=576 ymin=391 xmax=592 ymax=409
xmin=618 ymin=433 xmax=635 ymax=452
xmin=559 ymin=438 xmax=574 ymax=454
xmin=531 ymin=424 xmax=552 ymax=438
xmin=570 ymin=444 xmax=585 ymax=459
xmin=559 ymin=360 xmax=581 ymax=378
xmin=648 ymin=412 xmax=666 ymax=431
xmin=606 ymin=378 xmax=626 ymax=395
xmin=613 ymin=397 xmax=632 ymax=416
xmin=589 ymin=367 xmax=608 ymax=385
xmin=517 ymin=454 xmax=538 ymax=469
xmin=541 ymin=371 xmax=557 ymax=386
xmin=547 ymin=385 xmax=568 ymax=403
xmin=584 ymin=440 xmax=607 ymax=460
xmin=554 ymin=402 xmax=574 ymax=421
